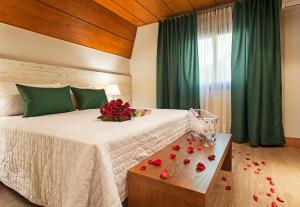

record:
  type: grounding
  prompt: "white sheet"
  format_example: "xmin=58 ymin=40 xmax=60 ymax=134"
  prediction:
xmin=0 ymin=109 xmax=190 ymax=207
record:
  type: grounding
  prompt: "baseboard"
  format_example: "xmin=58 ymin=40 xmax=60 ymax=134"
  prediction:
xmin=285 ymin=137 xmax=300 ymax=148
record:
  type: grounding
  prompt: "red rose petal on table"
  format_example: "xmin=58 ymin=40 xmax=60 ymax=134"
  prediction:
xmin=152 ymin=159 xmax=162 ymax=166
xmin=225 ymin=185 xmax=231 ymax=190
xmin=270 ymin=188 xmax=275 ymax=193
xmin=252 ymin=161 xmax=259 ymax=166
xmin=148 ymin=160 xmax=153 ymax=164
xmin=186 ymin=146 xmax=194 ymax=154
xmin=276 ymin=196 xmax=284 ymax=203
xmin=160 ymin=170 xmax=169 ymax=179
xmin=139 ymin=165 xmax=146 ymax=171
xmin=221 ymin=176 xmax=227 ymax=181
xmin=169 ymin=153 xmax=176 ymax=159
xmin=253 ymin=195 xmax=258 ymax=202
xmin=271 ymin=201 xmax=278 ymax=207
xmin=266 ymin=193 xmax=272 ymax=197
xmin=197 ymin=145 xmax=202 ymax=151
xmin=172 ymin=145 xmax=180 ymax=151
xmin=208 ymin=155 xmax=216 ymax=161
xmin=183 ymin=159 xmax=190 ymax=164
xmin=196 ymin=162 xmax=206 ymax=171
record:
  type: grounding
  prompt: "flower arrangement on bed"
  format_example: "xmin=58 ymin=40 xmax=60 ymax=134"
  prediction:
xmin=98 ymin=99 xmax=132 ymax=122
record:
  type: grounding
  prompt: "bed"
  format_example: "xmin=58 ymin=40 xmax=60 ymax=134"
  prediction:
xmin=0 ymin=109 xmax=191 ymax=207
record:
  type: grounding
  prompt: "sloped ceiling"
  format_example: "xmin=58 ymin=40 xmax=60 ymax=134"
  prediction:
xmin=0 ymin=0 xmax=233 ymax=59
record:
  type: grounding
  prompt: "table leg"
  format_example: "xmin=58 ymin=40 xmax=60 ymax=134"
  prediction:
xmin=221 ymin=142 xmax=232 ymax=171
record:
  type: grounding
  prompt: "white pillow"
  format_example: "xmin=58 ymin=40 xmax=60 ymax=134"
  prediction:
xmin=0 ymin=82 xmax=62 ymax=116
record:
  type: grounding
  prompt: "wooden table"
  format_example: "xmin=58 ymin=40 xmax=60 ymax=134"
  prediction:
xmin=128 ymin=132 xmax=232 ymax=207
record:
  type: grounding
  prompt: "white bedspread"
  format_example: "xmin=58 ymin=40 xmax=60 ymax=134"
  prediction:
xmin=0 ymin=109 xmax=190 ymax=207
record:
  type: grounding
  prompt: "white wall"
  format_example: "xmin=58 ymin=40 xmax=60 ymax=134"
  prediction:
xmin=282 ymin=5 xmax=300 ymax=138
xmin=0 ymin=23 xmax=130 ymax=75
xmin=130 ymin=23 xmax=158 ymax=108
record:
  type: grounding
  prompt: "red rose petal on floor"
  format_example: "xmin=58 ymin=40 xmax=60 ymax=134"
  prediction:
xmin=243 ymin=167 xmax=248 ymax=171
xmin=257 ymin=168 xmax=261 ymax=171
xmin=183 ymin=159 xmax=190 ymax=164
xmin=253 ymin=195 xmax=258 ymax=202
xmin=245 ymin=158 xmax=251 ymax=160
xmin=266 ymin=176 xmax=272 ymax=181
xmin=270 ymin=188 xmax=275 ymax=193
xmin=266 ymin=193 xmax=272 ymax=197
xmin=160 ymin=169 xmax=169 ymax=179
xmin=276 ymin=196 xmax=284 ymax=203
xmin=152 ymin=159 xmax=162 ymax=166
xmin=221 ymin=176 xmax=227 ymax=181
xmin=261 ymin=161 xmax=266 ymax=165
xmin=169 ymin=153 xmax=176 ymax=159
xmin=247 ymin=164 xmax=251 ymax=167
xmin=208 ymin=154 xmax=216 ymax=161
xmin=186 ymin=146 xmax=194 ymax=154
xmin=172 ymin=145 xmax=180 ymax=151
xmin=271 ymin=201 xmax=278 ymax=207
xmin=225 ymin=185 xmax=231 ymax=190
xmin=196 ymin=162 xmax=206 ymax=171
xmin=148 ymin=160 xmax=153 ymax=164
xmin=197 ymin=145 xmax=202 ymax=151
xmin=252 ymin=161 xmax=259 ymax=166
xmin=139 ymin=165 xmax=146 ymax=171
xmin=270 ymin=181 xmax=275 ymax=186
xmin=254 ymin=171 xmax=260 ymax=174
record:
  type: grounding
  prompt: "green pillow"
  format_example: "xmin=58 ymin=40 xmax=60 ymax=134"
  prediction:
xmin=16 ymin=84 xmax=74 ymax=117
xmin=71 ymin=87 xmax=108 ymax=110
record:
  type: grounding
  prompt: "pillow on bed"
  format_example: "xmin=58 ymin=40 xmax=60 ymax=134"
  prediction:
xmin=71 ymin=87 xmax=108 ymax=110
xmin=16 ymin=84 xmax=74 ymax=117
xmin=0 ymin=83 xmax=61 ymax=116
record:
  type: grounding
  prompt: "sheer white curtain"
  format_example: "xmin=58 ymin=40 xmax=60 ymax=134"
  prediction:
xmin=197 ymin=6 xmax=232 ymax=133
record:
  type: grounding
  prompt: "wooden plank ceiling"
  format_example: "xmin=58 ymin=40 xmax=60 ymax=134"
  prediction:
xmin=94 ymin=0 xmax=233 ymax=26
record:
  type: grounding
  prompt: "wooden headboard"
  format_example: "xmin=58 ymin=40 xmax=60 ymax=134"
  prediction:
xmin=0 ymin=58 xmax=131 ymax=103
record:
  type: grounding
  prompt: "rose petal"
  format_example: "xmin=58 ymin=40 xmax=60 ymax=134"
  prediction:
xmin=245 ymin=158 xmax=251 ymax=160
xmin=271 ymin=201 xmax=278 ymax=207
xmin=196 ymin=162 xmax=206 ymax=171
xmin=252 ymin=162 xmax=259 ymax=166
xmin=257 ymin=168 xmax=261 ymax=171
xmin=261 ymin=161 xmax=266 ymax=165
xmin=225 ymin=185 xmax=231 ymax=190
xmin=243 ymin=167 xmax=248 ymax=171
xmin=208 ymin=154 xmax=216 ymax=161
xmin=188 ymin=140 xmax=193 ymax=145
xmin=169 ymin=153 xmax=176 ymax=159
xmin=160 ymin=170 xmax=169 ymax=179
xmin=266 ymin=176 xmax=272 ymax=181
xmin=270 ymin=181 xmax=275 ymax=186
xmin=266 ymin=193 xmax=272 ymax=197
xmin=197 ymin=145 xmax=202 ymax=151
xmin=276 ymin=196 xmax=284 ymax=203
xmin=148 ymin=160 xmax=153 ymax=164
xmin=221 ymin=176 xmax=227 ymax=181
xmin=152 ymin=159 xmax=162 ymax=166
xmin=254 ymin=171 xmax=260 ymax=174
xmin=183 ymin=159 xmax=190 ymax=164
xmin=172 ymin=145 xmax=180 ymax=151
xmin=253 ymin=194 xmax=258 ymax=202
xmin=270 ymin=188 xmax=275 ymax=193
xmin=186 ymin=146 xmax=194 ymax=154
xmin=139 ymin=165 xmax=146 ymax=171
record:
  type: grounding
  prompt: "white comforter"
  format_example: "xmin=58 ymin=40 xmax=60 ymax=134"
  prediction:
xmin=0 ymin=109 xmax=190 ymax=207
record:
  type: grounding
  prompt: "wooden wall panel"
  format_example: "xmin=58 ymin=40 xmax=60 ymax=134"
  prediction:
xmin=0 ymin=58 xmax=132 ymax=103
xmin=0 ymin=0 xmax=136 ymax=58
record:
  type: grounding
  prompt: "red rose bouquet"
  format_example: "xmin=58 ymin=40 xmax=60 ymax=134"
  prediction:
xmin=98 ymin=99 xmax=132 ymax=122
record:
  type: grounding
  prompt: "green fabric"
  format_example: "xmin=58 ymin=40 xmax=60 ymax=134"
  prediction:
xmin=157 ymin=13 xmax=200 ymax=109
xmin=16 ymin=85 xmax=74 ymax=117
xmin=71 ymin=87 xmax=108 ymax=110
xmin=231 ymin=0 xmax=284 ymax=146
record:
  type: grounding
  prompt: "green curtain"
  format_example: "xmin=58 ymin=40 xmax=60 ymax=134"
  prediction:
xmin=157 ymin=13 xmax=200 ymax=109
xmin=231 ymin=0 xmax=285 ymax=146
